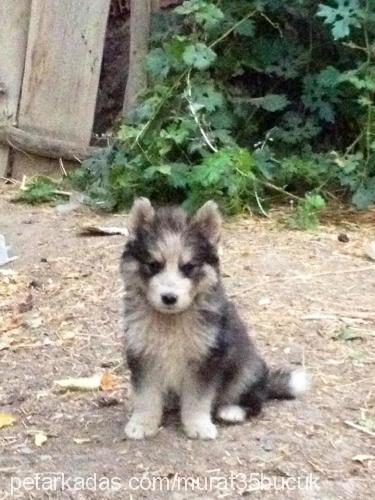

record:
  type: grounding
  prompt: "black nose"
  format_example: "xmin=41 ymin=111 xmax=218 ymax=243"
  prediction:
xmin=161 ymin=293 xmax=177 ymax=305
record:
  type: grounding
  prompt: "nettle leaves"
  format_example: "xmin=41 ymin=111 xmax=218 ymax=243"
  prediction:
xmin=183 ymin=43 xmax=217 ymax=70
xmin=248 ymin=94 xmax=290 ymax=113
xmin=147 ymin=0 xmax=225 ymax=75
xmin=302 ymin=67 xmax=342 ymax=122
xmin=147 ymin=37 xmax=217 ymax=75
xmin=175 ymin=0 xmax=224 ymax=31
xmin=317 ymin=0 xmax=364 ymax=39
xmin=69 ymin=0 xmax=375 ymax=220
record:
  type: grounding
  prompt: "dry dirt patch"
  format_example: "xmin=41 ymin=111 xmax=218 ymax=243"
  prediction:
xmin=0 ymin=186 xmax=374 ymax=499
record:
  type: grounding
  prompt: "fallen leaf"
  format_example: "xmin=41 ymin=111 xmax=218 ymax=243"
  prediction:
xmin=73 ymin=438 xmax=91 ymax=444
xmin=34 ymin=432 xmax=48 ymax=447
xmin=55 ymin=374 xmax=102 ymax=391
xmin=100 ymin=372 xmax=119 ymax=391
xmin=352 ymin=454 xmax=375 ymax=463
xmin=0 ymin=413 xmax=16 ymax=428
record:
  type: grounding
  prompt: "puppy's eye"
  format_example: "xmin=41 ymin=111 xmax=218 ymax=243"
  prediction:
xmin=180 ymin=262 xmax=196 ymax=276
xmin=147 ymin=260 xmax=163 ymax=274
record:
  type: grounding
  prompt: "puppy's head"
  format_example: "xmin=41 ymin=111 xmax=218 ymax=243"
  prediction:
xmin=122 ymin=198 xmax=221 ymax=313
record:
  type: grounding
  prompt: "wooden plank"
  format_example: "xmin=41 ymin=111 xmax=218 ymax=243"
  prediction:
xmin=13 ymin=0 xmax=110 ymax=178
xmin=0 ymin=1 xmax=31 ymax=176
xmin=0 ymin=125 xmax=100 ymax=161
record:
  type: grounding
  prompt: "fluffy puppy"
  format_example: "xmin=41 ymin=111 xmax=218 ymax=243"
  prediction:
xmin=121 ymin=198 xmax=308 ymax=439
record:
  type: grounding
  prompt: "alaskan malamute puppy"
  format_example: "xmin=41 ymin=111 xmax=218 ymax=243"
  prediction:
xmin=121 ymin=198 xmax=308 ymax=439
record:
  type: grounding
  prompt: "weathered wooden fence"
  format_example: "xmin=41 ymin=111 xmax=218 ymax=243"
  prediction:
xmin=0 ymin=0 xmax=110 ymax=179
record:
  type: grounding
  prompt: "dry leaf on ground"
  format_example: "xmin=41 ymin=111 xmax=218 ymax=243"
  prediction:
xmin=73 ymin=438 xmax=91 ymax=444
xmin=0 ymin=413 xmax=16 ymax=428
xmin=100 ymin=372 xmax=120 ymax=391
xmin=34 ymin=431 xmax=48 ymax=447
xmin=55 ymin=374 xmax=102 ymax=391
xmin=55 ymin=372 xmax=119 ymax=392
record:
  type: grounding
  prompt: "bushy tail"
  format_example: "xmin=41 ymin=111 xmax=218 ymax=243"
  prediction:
xmin=267 ymin=368 xmax=309 ymax=400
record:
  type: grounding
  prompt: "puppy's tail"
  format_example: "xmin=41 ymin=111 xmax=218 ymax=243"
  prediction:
xmin=267 ymin=368 xmax=309 ymax=400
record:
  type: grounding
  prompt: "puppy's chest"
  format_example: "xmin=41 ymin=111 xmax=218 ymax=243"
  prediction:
xmin=125 ymin=306 xmax=214 ymax=389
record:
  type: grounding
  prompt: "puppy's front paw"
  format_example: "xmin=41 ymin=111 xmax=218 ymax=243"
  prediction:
xmin=124 ymin=416 xmax=160 ymax=439
xmin=184 ymin=418 xmax=218 ymax=440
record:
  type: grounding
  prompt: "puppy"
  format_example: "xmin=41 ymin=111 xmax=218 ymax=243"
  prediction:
xmin=121 ymin=198 xmax=308 ymax=439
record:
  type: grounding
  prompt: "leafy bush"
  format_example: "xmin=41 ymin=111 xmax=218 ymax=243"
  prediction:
xmin=15 ymin=177 xmax=69 ymax=205
xmin=72 ymin=0 xmax=375 ymax=225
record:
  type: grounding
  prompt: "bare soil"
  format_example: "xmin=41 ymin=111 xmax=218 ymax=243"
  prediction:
xmin=0 ymin=185 xmax=374 ymax=499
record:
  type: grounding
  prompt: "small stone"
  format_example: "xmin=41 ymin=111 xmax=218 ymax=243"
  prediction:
xmin=29 ymin=279 xmax=42 ymax=289
xmin=338 ymin=233 xmax=349 ymax=243
xmin=261 ymin=437 xmax=273 ymax=452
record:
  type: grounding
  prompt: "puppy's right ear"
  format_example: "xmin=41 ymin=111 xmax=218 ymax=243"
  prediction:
xmin=127 ymin=198 xmax=155 ymax=233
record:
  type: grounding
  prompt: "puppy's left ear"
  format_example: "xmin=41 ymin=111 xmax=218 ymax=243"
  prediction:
xmin=191 ymin=200 xmax=221 ymax=244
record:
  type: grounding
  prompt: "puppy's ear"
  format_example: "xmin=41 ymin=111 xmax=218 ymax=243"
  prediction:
xmin=191 ymin=200 xmax=221 ymax=244
xmin=127 ymin=198 xmax=155 ymax=233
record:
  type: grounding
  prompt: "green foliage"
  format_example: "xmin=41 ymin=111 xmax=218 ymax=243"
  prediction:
xmin=317 ymin=0 xmax=362 ymax=40
xmin=182 ymin=43 xmax=217 ymax=70
xmin=71 ymin=0 xmax=375 ymax=223
xmin=175 ymin=0 xmax=224 ymax=31
xmin=15 ymin=177 xmax=68 ymax=205
xmin=288 ymin=193 xmax=327 ymax=230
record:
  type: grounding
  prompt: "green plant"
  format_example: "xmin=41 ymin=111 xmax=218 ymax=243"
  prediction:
xmin=15 ymin=177 xmax=69 ymax=205
xmin=287 ymin=192 xmax=327 ymax=230
xmin=69 ymin=0 xmax=375 ymax=222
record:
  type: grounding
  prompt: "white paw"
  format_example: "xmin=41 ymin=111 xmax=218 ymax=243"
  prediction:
xmin=124 ymin=417 xmax=160 ymax=439
xmin=217 ymin=405 xmax=246 ymax=423
xmin=184 ymin=418 xmax=218 ymax=440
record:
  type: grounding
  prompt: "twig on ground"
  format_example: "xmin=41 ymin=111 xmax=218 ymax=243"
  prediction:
xmin=0 ymin=176 xmax=19 ymax=184
xmin=59 ymin=158 xmax=67 ymax=177
xmin=344 ymin=421 xmax=375 ymax=438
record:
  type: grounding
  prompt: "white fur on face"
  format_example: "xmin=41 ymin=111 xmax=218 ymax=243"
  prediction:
xmin=146 ymin=232 xmax=194 ymax=313
xmin=147 ymin=269 xmax=193 ymax=313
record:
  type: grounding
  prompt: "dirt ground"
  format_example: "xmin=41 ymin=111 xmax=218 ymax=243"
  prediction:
xmin=0 ymin=185 xmax=374 ymax=499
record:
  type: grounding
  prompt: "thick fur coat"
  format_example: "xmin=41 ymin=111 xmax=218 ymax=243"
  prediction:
xmin=121 ymin=198 xmax=307 ymax=439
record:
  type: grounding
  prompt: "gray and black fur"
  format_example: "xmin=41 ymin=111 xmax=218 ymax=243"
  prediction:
xmin=121 ymin=198 xmax=308 ymax=439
